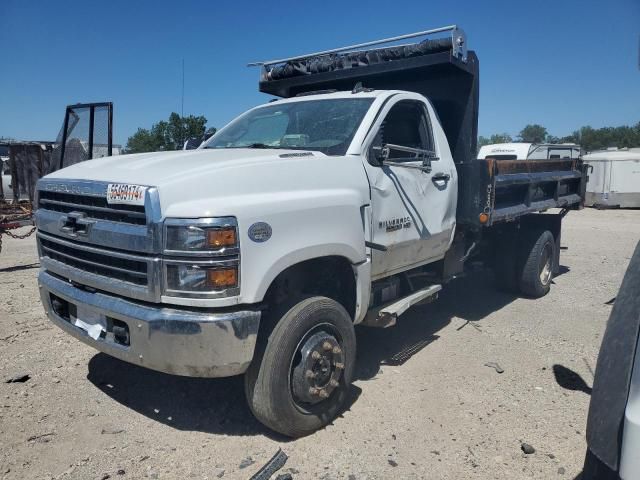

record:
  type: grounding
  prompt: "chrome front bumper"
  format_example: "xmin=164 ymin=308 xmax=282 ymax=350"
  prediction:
xmin=38 ymin=270 xmax=260 ymax=378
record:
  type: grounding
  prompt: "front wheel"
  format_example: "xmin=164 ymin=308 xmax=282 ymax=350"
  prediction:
xmin=244 ymin=296 xmax=356 ymax=437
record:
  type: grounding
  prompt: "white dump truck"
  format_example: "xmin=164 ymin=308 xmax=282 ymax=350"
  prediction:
xmin=35 ymin=26 xmax=586 ymax=437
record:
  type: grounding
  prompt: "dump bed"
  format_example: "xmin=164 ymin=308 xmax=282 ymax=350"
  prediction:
xmin=252 ymin=26 xmax=586 ymax=228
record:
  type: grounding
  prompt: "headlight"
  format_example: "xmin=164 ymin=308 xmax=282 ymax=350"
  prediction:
xmin=162 ymin=217 xmax=240 ymax=298
xmin=165 ymin=263 xmax=238 ymax=293
xmin=164 ymin=218 xmax=238 ymax=255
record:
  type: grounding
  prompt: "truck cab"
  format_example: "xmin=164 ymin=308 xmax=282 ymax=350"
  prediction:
xmin=197 ymin=88 xmax=457 ymax=282
xmin=35 ymin=26 xmax=585 ymax=437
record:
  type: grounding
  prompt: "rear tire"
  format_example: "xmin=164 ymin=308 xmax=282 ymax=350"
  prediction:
xmin=518 ymin=230 xmax=555 ymax=298
xmin=244 ymin=296 xmax=356 ymax=438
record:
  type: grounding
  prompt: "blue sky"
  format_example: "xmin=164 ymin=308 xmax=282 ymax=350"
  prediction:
xmin=1 ymin=0 xmax=638 ymax=145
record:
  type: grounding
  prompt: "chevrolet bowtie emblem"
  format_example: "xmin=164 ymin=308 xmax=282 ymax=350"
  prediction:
xmin=60 ymin=212 xmax=94 ymax=237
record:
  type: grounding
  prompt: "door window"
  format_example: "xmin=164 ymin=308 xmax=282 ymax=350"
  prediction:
xmin=375 ymin=101 xmax=434 ymax=162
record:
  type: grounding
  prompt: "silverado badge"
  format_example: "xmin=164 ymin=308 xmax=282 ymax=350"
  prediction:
xmin=379 ymin=216 xmax=412 ymax=232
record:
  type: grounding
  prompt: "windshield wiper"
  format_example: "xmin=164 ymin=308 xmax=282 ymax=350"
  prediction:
xmin=233 ymin=143 xmax=286 ymax=149
xmin=209 ymin=143 xmax=293 ymax=150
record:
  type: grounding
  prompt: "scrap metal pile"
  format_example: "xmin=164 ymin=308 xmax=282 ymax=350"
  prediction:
xmin=0 ymin=142 xmax=55 ymax=253
xmin=0 ymin=102 xmax=116 ymax=255
xmin=0 ymin=201 xmax=36 ymax=253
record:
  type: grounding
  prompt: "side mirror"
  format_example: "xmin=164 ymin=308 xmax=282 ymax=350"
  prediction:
xmin=183 ymin=137 xmax=202 ymax=150
xmin=371 ymin=145 xmax=389 ymax=165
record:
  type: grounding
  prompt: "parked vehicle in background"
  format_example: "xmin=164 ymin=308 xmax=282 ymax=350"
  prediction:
xmin=0 ymin=144 xmax=8 ymax=164
xmin=1 ymin=156 xmax=10 ymax=199
xmin=0 ymin=143 xmax=52 ymax=202
xmin=478 ymin=142 xmax=581 ymax=160
xmin=34 ymin=26 xmax=587 ymax=437
xmin=583 ymin=241 xmax=640 ymax=480
xmin=583 ymin=148 xmax=640 ymax=208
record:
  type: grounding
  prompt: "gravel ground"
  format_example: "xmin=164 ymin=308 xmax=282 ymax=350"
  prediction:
xmin=1 ymin=208 xmax=638 ymax=480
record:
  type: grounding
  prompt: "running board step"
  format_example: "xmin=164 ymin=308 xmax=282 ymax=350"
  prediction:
xmin=362 ymin=284 xmax=442 ymax=328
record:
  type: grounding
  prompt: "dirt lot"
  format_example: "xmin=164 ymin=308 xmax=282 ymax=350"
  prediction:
xmin=1 ymin=208 xmax=638 ymax=480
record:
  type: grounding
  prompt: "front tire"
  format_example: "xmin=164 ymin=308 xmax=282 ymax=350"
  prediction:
xmin=244 ymin=296 xmax=356 ymax=437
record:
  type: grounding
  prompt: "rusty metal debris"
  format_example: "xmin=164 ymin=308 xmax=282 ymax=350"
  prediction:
xmin=0 ymin=202 xmax=36 ymax=254
xmin=484 ymin=362 xmax=505 ymax=374
xmin=249 ymin=448 xmax=288 ymax=480
xmin=5 ymin=373 xmax=31 ymax=383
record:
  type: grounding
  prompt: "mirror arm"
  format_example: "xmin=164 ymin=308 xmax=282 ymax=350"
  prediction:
xmin=382 ymin=160 xmax=432 ymax=173
xmin=371 ymin=143 xmax=438 ymax=172
xmin=384 ymin=143 xmax=437 ymax=158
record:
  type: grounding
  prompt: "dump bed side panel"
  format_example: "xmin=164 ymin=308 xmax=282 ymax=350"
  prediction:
xmin=458 ymin=158 xmax=587 ymax=228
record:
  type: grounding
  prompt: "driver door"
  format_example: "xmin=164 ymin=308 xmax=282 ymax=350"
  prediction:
xmin=363 ymin=96 xmax=457 ymax=280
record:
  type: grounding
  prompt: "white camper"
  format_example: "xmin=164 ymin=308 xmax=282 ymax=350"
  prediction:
xmin=478 ymin=143 xmax=580 ymax=160
xmin=583 ymin=148 xmax=640 ymax=208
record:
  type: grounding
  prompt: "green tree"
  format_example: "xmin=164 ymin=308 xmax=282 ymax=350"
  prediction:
xmin=518 ymin=124 xmax=548 ymax=143
xmin=478 ymin=121 xmax=640 ymax=154
xmin=478 ymin=133 xmax=513 ymax=149
xmin=125 ymin=126 xmax=164 ymax=153
xmin=558 ymin=131 xmax=580 ymax=144
xmin=573 ymin=122 xmax=640 ymax=152
xmin=126 ymin=113 xmax=209 ymax=153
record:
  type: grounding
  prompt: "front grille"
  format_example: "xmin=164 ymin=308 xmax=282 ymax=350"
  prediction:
xmin=40 ymin=236 xmax=148 ymax=286
xmin=38 ymin=190 xmax=146 ymax=225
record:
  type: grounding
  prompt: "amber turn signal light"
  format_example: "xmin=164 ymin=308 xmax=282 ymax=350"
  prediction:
xmin=206 ymin=268 xmax=238 ymax=289
xmin=206 ymin=228 xmax=237 ymax=248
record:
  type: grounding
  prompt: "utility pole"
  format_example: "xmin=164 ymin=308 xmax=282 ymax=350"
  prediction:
xmin=181 ymin=58 xmax=185 ymax=119
xmin=180 ymin=59 xmax=185 ymax=147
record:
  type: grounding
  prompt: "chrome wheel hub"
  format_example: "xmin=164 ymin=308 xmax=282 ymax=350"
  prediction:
xmin=539 ymin=244 xmax=553 ymax=285
xmin=291 ymin=331 xmax=344 ymax=405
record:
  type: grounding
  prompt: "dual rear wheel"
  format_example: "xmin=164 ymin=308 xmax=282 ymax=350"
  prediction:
xmin=494 ymin=228 xmax=556 ymax=298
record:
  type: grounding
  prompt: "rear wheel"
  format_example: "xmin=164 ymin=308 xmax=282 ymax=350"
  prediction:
xmin=244 ymin=296 xmax=356 ymax=437
xmin=518 ymin=230 xmax=555 ymax=298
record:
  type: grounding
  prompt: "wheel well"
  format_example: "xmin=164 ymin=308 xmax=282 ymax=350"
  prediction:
xmin=264 ymin=256 xmax=357 ymax=320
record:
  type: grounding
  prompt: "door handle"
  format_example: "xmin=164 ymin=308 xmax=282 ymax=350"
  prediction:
xmin=432 ymin=173 xmax=450 ymax=182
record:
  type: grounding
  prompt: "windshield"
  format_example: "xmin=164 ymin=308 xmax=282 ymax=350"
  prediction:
xmin=204 ymin=98 xmax=374 ymax=156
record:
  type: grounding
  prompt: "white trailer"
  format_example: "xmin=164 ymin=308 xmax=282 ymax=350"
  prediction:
xmin=583 ymin=148 xmax=640 ymax=208
xmin=478 ymin=142 xmax=581 ymax=160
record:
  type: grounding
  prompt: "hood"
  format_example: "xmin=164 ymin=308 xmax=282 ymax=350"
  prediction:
xmin=44 ymin=148 xmax=370 ymax=218
xmin=46 ymin=148 xmax=315 ymax=186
